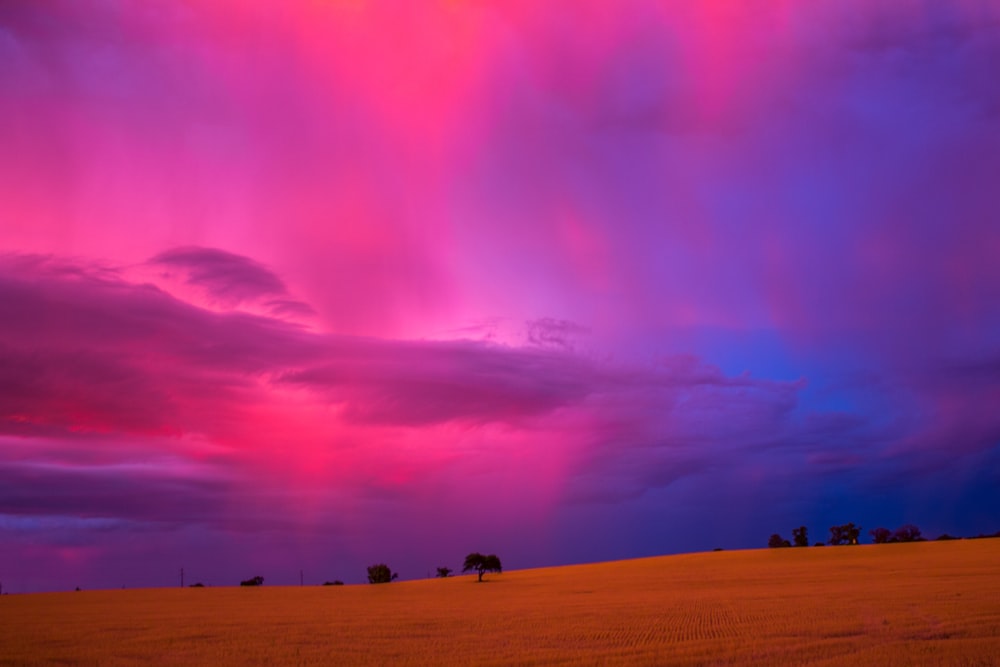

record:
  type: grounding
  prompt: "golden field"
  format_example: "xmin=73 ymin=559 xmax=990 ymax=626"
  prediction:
xmin=2 ymin=539 xmax=999 ymax=666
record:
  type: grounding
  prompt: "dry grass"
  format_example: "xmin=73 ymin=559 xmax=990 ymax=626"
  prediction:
xmin=2 ymin=539 xmax=999 ymax=665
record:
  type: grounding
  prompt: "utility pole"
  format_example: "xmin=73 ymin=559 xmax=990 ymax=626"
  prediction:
xmin=180 ymin=568 xmax=184 ymax=588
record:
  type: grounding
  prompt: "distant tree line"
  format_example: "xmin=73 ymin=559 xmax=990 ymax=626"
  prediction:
xmin=769 ymin=523 xmax=861 ymax=547
xmin=768 ymin=524 xmax=825 ymax=548
xmin=769 ymin=523 xmax=1000 ymax=548
xmin=215 ymin=526 xmax=1000 ymax=591
xmin=223 ymin=552 xmax=503 ymax=590
xmin=870 ymin=524 xmax=923 ymax=543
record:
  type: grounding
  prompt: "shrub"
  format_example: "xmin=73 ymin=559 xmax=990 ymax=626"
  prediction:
xmin=367 ymin=564 xmax=398 ymax=584
xmin=768 ymin=534 xmax=790 ymax=548
xmin=892 ymin=524 xmax=923 ymax=543
xmin=870 ymin=527 xmax=892 ymax=544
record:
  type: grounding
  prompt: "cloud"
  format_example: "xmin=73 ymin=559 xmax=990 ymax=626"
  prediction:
xmin=148 ymin=246 xmax=314 ymax=317
xmin=2 ymin=252 xmax=807 ymax=441
xmin=0 ymin=253 xmax=820 ymax=511
xmin=525 ymin=317 xmax=590 ymax=350
xmin=0 ymin=253 xmax=317 ymax=440
xmin=151 ymin=246 xmax=287 ymax=301
xmin=4 ymin=251 xmax=991 ymax=489
xmin=0 ymin=460 xmax=225 ymax=526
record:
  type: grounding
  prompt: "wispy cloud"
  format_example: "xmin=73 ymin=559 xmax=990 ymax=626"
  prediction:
xmin=149 ymin=246 xmax=314 ymax=318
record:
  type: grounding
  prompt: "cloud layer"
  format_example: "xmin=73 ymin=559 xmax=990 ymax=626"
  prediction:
xmin=2 ymin=247 xmax=997 ymax=590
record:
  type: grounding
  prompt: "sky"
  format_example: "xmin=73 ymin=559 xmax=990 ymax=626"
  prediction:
xmin=1 ymin=0 xmax=999 ymax=592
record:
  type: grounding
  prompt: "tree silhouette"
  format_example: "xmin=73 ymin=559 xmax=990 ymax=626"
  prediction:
xmin=871 ymin=524 xmax=923 ymax=543
xmin=828 ymin=523 xmax=861 ymax=545
xmin=463 ymin=553 xmax=502 ymax=582
xmin=870 ymin=527 xmax=892 ymax=544
xmin=792 ymin=526 xmax=809 ymax=547
xmin=436 ymin=567 xmax=452 ymax=578
xmin=892 ymin=524 xmax=923 ymax=543
xmin=768 ymin=534 xmax=791 ymax=548
xmin=240 ymin=576 xmax=264 ymax=586
xmin=367 ymin=563 xmax=398 ymax=584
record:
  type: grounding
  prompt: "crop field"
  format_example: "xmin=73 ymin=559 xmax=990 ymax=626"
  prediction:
xmin=2 ymin=539 xmax=999 ymax=665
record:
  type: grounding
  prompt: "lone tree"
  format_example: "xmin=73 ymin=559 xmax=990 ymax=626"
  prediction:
xmin=828 ymin=523 xmax=861 ymax=546
xmin=792 ymin=526 xmax=809 ymax=547
xmin=768 ymin=533 xmax=791 ymax=548
xmin=436 ymin=567 xmax=453 ymax=578
xmin=240 ymin=576 xmax=264 ymax=587
xmin=463 ymin=552 xmax=502 ymax=582
xmin=367 ymin=564 xmax=398 ymax=584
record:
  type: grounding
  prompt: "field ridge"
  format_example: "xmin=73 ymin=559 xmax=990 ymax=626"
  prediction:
xmin=2 ymin=539 xmax=999 ymax=665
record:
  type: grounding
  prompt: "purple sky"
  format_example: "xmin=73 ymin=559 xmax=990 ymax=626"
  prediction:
xmin=2 ymin=1 xmax=999 ymax=591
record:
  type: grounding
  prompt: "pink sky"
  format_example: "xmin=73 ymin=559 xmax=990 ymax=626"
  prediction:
xmin=2 ymin=0 xmax=999 ymax=591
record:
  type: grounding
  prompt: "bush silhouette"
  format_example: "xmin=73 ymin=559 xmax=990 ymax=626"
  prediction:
xmin=436 ymin=567 xmax=452 ymax=578
xmin=871 ymin=524 xmax=923 ymax=543
xmin=367 ymin=564 xmax=398 ymax=584
xmin=240 ymin=576 xmax=264 ymax=587
xmin=892 ymin=524 xmax=923 ymax=543
xmin=768 ymin=534 xmax=791 ymax=548
xmin=322 ymin=580 xmax=344 ymax=586
xmin=870 ymin=527 xmax=892 ymax=544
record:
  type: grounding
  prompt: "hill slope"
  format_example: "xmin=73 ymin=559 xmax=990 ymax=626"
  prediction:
xmin=2 ymin=539 xmax=999 ymax=665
